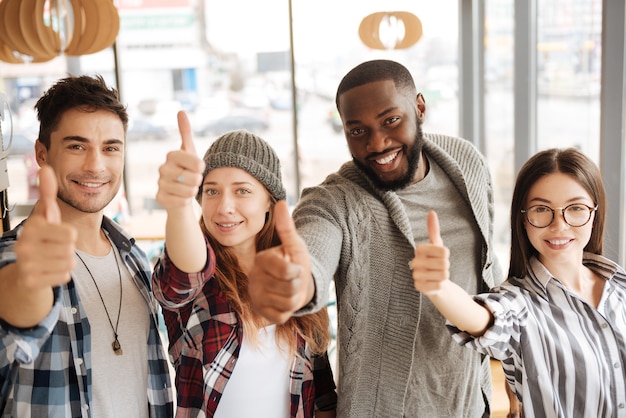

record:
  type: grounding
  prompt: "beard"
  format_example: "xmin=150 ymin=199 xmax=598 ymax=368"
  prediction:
xmin=353 ymin=119 xmax=424 ymax=191
xmin=57 ymin=179 xmax=119 ymax=214
xmin=57 ymin=191 xmax=116 ymax=214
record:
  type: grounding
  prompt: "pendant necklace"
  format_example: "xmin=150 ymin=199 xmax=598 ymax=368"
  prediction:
xmin=75 ymin=246 xmax=124 ymax=355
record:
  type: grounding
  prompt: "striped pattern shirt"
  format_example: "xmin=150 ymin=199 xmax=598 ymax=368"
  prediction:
xmin=449 ymin=253 xmax=626 ymax=417
xmin=0 ymin=217 xmax=174 ymax=417
xmin=153 ymin=243 xmax=335 ymax=418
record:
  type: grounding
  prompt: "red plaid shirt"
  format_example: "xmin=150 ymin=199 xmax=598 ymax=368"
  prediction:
xmin=152 ymin=243 xmax=333 ymax=418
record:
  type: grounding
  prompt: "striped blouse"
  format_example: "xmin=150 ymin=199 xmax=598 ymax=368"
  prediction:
xmin=448 ymin=253 xmax=626 ymax=418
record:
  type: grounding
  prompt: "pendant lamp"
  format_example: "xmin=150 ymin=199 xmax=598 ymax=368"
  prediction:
xmin=359 ymin=11 xmax=422 ymax=50
xmin=0 ymin=0 xmax=120 ymax=63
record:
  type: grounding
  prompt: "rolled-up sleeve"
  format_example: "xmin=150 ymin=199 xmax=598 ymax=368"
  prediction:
xmin=152 ymin=240 xmax=216 ymax=310
xmin=447 ymin=290 xmax=527 ymax=361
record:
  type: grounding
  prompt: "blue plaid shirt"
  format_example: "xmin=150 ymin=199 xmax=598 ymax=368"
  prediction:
xmin=0 ymin=217 xmax=174 ymax=417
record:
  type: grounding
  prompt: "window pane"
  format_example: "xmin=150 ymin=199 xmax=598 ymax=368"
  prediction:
xmin=536 ymin=0 xmax=602 ymax=162
xmin=485 ymin=0 xmax=515 ymax=268
xmin=292 ymin=0 xmax=459 ymax=191
xmin=0 ymin=0 xmax=460 ymax=233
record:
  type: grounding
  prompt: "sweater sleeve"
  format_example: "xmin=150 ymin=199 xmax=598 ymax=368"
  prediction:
xmin=293 ymin=183 xmax=345 ymax=313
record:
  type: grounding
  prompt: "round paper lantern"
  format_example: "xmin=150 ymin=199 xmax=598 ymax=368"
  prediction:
xmin=0 ymin=0 xmax=120 ymax=63
xmin=359 ymin=11 xmax=423 ymax=50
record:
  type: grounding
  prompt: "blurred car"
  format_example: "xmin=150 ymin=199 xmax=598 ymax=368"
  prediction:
xmin=327 ymin=109 xmax=343 ymax=133
xmin=196 ymin=113 xmax=269 ymax=137
xmin=269 ymin=89 xmax=293 ymax=110
xmin=127 ymin=118 xmax=170 ymax=141
xmin=2 ymin=133 xmax=36 ymax=157
xmin=189 ymin=96 xmax=231 ymax=130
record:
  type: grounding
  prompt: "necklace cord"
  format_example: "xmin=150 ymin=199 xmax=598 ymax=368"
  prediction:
xmin=75 ymin=245 xmax=123 ymax=347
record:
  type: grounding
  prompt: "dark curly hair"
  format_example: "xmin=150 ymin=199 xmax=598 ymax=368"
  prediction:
xmin=335 ymin=59 xmax=417 ymax=114
xmin=34 ymin=74 xmax=128 ymax=148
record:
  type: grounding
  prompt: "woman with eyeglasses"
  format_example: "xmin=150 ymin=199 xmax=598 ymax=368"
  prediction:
xmin=410 ymin=147 xmax=626 ymax=417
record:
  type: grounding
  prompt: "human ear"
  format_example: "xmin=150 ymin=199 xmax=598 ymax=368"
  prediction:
xmin=416 ymin=93 xmax=426 ymax=121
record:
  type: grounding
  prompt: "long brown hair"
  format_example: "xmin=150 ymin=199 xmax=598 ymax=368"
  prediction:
xmin=200 ymin=197 xmax=331 ymax=354
xmin=508 ymin=148 xmax=606 ymax=279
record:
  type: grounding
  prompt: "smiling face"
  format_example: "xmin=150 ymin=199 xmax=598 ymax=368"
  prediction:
xmin=200 ymin=166 xmax=272 ymax=254
xmin=337 ymin=79 xmax=424 ymax=190
xmin=35 ymin=108 xmax=125 ymax=215
xmin=523 ymin=172 xmax=595 ymax=270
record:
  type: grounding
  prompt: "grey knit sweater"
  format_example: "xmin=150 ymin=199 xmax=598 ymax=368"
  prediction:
xmin=293 ymin=133 xmax=503 ymax=417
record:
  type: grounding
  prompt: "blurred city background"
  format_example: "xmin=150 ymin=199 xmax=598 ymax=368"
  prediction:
xmin=0 ymin=0 xmax=604 ymax=271
xmin=0 ymin=1 xmax=609 ymax=414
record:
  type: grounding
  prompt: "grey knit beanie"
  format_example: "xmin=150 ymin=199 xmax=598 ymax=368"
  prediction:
xmin=196 ymin=130 xmax=286 ymax=202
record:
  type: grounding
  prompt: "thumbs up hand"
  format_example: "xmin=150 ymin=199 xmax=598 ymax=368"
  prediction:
xmin=248 ymin=200 xmax=314 ymax=324
xmin=410 ymin=210 xmax=450 ymax=295
xmin=410 ymin=211 xmax=494 ymax=336
xmin=156 ymin=111 xmax=205 ymax=210
xmin=14 ymin=166 xmax=77 ymax=290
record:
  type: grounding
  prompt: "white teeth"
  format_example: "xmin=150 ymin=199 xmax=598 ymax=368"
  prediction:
xmin=376 ymin=152 xmax=398 ymax=165
xmin=218 ymin=223 xmax=238 ymax=228
xmin=548 ymin=239 xmax=569 ymax=246
xmin=78 ymin=182 xmax=101 ymax=188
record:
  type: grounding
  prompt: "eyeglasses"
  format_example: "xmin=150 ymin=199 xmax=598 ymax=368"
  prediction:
xmin=521 ymin=203 xmax=598 ymax=228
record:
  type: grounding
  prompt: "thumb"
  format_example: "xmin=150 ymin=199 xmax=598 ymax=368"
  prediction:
xmin=274 ymin=201 xmax=302 ymax=262
xmin=177 ymin=110 xmax=197 ymax=156
xmin=427 ymin=210 xmax=443 ymax=246
xmin=35 ymin=166 xmax=61 ymax=224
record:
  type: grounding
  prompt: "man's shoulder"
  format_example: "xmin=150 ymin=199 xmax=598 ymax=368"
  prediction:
xmin=424 ymin=132 xmax=481 ymax=154
xmin=295 ymin=164 xmax=379 ymax=222
xmin=423 ymin=133 xmax=486 ymax=169
xmin=303 ymin=162 xmax=360 ymax=191
xmin=102 ymin=217 xmax=139 ymax=253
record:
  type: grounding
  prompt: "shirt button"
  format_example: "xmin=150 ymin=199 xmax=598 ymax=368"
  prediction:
xmin=601 ymin=322 xmax=608 ymax=328
xmin=71 ymin=307 xmax=78 ymax=315
xmin=614 ymin=362 xmax=620 ymax=369
xmin=76 ymin=358 xmax=84 ymax=366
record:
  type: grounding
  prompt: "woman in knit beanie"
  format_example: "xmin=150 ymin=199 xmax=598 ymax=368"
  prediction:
xmin=152 ymin=112 xmax=336 ymax=418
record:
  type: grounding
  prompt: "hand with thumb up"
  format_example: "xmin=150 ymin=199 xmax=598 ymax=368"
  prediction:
xmin=248 ymin=200 xmax=314 ymax=325
xmin=156 ymin=111 xmax=205 ymax=211
xmin=15 ymin=166 xmax=77 ymax=288
xmin=410 ymin=210 xmax=492 ymax=336
xmin=410 ymin=210 xmax=450 ymax=296
xmin=0 ymin=166 xmax=77 ymax=328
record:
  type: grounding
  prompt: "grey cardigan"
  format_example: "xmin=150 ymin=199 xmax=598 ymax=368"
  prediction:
xmin=293 ymin=133 xmax=502 ymax=417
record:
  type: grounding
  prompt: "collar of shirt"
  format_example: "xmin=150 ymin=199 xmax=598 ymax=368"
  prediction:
xmin=527 ymin=252 xmax=621 ymax=294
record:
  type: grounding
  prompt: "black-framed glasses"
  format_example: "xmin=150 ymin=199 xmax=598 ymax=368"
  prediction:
xmin=521 ymin=203 xmax=598 ymax=228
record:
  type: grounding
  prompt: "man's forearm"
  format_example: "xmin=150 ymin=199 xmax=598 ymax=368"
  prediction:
xmin=0 ymin=264 xmax=55 ymax=328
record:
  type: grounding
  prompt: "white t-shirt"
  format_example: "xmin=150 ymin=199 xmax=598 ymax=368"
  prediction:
xmin=214 ymin=324 xmax=291 ymax=418
xmin=74 ymin=244 xmax=150 ymax=418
